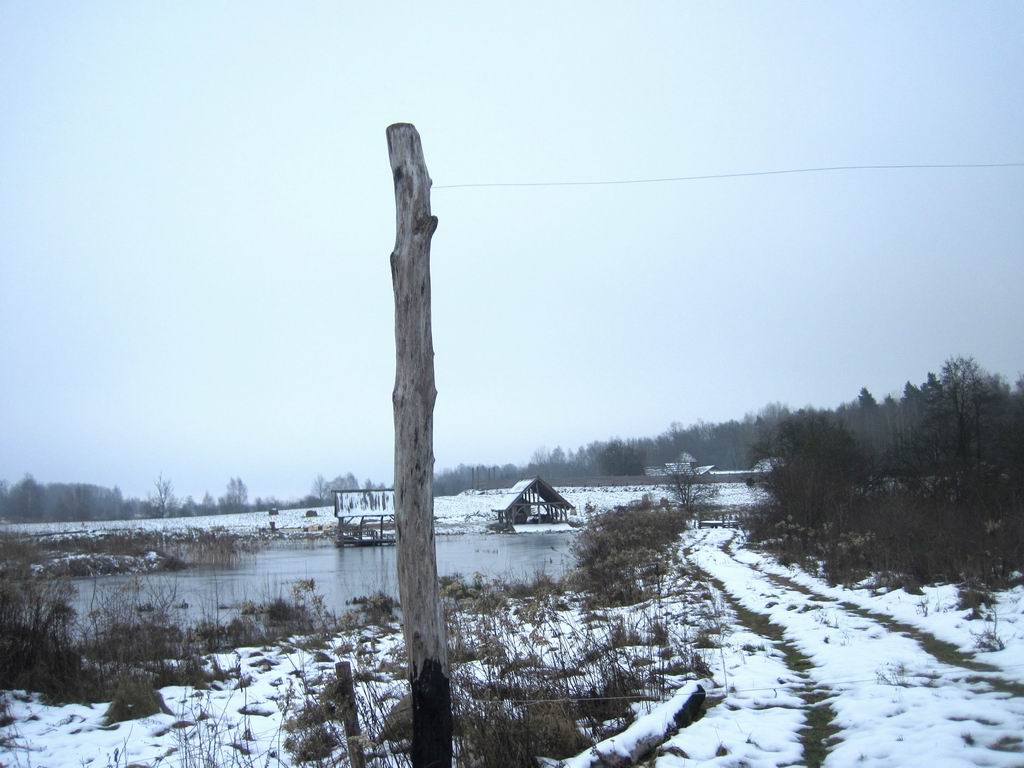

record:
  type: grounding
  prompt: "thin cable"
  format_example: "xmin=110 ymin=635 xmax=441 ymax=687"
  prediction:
xmin=434 ymin=162 xmax=1024 ymax=189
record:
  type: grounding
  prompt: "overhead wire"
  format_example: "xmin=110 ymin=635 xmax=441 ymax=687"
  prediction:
xmin=433 ymin=162 xmax=1024 ymax=190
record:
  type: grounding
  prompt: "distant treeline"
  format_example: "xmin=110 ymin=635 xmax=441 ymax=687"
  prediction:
xmin=772 ymin=355 xmax=1024 ymax=485
xmin=434 ymin=410 xmax=787 ymax=496
xmin=7 ymin=354 xmax=1020 ymax=534
xmin=434 ymin=354 xmax=1023 ymax=500
xmin=0 ymin=475 xmax=252 ymax=523
xmin=0 ymin=470 xmax=389 ymax=524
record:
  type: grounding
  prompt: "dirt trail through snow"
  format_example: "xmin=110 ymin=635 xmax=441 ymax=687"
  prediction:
xmin=680 ymin=528 xmax=1024 ymax=767
xmin=748 ymin=561 xmax=1024 ymax=701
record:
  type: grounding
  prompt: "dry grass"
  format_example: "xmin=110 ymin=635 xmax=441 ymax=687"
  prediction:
xmin=0 ymin=569 xmax=81 ymax=697
xmin=570 ymin=500 xmax=688 ymax=606
xmin=342 ymin=501 xmax=712 ymax=767
xmin=1 ymin=529 xmax=259 ymax=578
xmin=0 ymin=563 xmax=337 ymax=705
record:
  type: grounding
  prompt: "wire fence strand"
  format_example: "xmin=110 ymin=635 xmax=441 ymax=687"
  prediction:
xmin=434 ymin=162 xmax=1024 ymax=190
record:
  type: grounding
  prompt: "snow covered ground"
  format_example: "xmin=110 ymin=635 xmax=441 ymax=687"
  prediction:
xmin=0 ymin=505 xmax=340 ymax=537
xmin=1 ymin=645 xmax=337 ymax=768
xmin=0 ymin=524 xmax=715 ymax=767
xmin=1 ymin=482 xmax=764 ymax=538
xmin=5 ymin=503 xmax=1020 ymax=767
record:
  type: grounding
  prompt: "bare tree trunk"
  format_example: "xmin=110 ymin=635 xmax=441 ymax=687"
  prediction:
xmin=387 ymin=122 xmax=452 ymax=768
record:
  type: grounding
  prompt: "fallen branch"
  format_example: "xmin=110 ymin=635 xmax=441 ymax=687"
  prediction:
xmin=547 ymin=682 xmax=707 ymax=768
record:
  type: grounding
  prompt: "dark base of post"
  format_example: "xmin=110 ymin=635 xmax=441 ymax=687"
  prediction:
xmin=410 ymin=658 xmax=453 ymax=768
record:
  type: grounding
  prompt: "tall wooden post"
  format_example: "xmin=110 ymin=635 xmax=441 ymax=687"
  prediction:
xmin=387 ymin=122 xmax=452 ymax=768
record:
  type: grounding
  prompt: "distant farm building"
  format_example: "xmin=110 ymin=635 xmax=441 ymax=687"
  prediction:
xmin=644 ymin=454 xmax=716 ymax=477
xmin=751 ymin=458 xmax=780 ymax=473
xmin=494 ymin=477 xmax=575 ymax=526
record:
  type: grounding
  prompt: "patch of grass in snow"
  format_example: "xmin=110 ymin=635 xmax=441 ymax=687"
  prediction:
xmin=990 ymin=735 xmax=1024 ymax=752
xmin=957 ymin=586 xmax=994 ymax=618
xmin=2 ymin=529 xmax=260 ymax=578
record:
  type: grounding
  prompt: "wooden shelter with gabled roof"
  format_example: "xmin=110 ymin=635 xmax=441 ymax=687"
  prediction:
xmin=493 ymin=477 xmax=575 ymax=526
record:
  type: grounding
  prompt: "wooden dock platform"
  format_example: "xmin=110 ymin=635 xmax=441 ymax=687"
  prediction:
xmin=335 ymin=514 xmax=397 ymax=547
xmin=697 ymin=512 xmax=741 ymax=529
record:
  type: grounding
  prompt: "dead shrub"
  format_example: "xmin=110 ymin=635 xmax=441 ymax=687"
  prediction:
xmin=9 ymin=529 xmax=256 ymax=577
xmin=266 ymin=596 xmax=305 ymax=624
xmin=649 ymin=618 xmax=670 ymax=646
xmin=958 ymin=586 xmax=994 ymax=617
xmin=571 ymin=503 xmax=687 ymax=606
xmin=429 ymin=573 xmax=699 ymax=766
xmin=281 ymin=671 xmax=348 ymax=765
xmin=79 ymin=577 xmax=208 ymax=693
xmin=193 ymin=616 xmax=267 ymax=653
xmin=0 ymin=570 xmax=81 ymax=698
xmin=349 ymin=591 xmax=398 ymax=627
xmin=194 ymin=583 xmax=332 ymax=649
xmin=607 ymin=617 xmax=643 ymax=648
xmin=283 ymin=700 xmax=342 ymax=763
xmin=0 ymin=534 xmax=43 ymax=571
xmin=453 ymin=696 xmax=588 ymax=768
xmin=504 ymin=570 xmax=563 ymax=601
xmin=104 ymin=675 xmax=170 ymax=723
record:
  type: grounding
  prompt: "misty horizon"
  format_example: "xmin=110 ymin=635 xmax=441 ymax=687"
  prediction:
xmin=3 ymin=4 xmax=1022 ymax=502
xmin=1 ymin=352 xmax=1019 ymax=502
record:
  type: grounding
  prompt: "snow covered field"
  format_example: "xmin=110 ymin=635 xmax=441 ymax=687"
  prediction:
xmin=1 ymin=482 xmax=764 ymax=538
xmin=5 ymin=497 xmax=1021 ymax=767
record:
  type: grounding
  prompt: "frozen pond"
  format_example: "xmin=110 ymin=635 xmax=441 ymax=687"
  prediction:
xmin=72 ymin=532 xmax=575 ymax=623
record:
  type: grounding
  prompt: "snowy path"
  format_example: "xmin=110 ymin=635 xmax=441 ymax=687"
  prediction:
xmin=679 ymin=529 xmax=1024 ymax=767
xmin=653 ymin=583 xmax=809 ymax=767
xmin=731 ymin=544 xmax=1024 ymax=679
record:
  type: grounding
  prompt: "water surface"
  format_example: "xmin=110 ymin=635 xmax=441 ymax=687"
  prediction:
xmin=73 ymin=532 xmax=574 ymax=623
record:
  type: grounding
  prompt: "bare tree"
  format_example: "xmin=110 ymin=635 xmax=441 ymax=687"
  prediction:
xmin=220 ymin=477 xmax=248 ymax=512
xmin=668 ymin=466 xmax=719 ymax=515
xmin=331 ymin=472 xmax=359 ymax=491
xmin=940 ymin=355 xmax=992 ymax=462
xmin=311 ymin=473 xmax=330 ymax=502
xmin=149 ymin=472 xmax=177 ymax=518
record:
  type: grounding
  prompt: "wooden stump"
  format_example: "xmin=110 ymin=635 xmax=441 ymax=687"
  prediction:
xmin=333 ymin=661 xmax=365 ymax=768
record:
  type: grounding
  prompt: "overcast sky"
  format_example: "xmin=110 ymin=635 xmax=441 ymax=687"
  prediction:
xmin=2 ymin=2 xmax=1022 ymax=500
